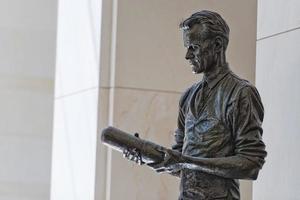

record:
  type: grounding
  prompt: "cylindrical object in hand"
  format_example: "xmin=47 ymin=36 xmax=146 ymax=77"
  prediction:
xmin=101 ymin=126 xmax=165 ymax=164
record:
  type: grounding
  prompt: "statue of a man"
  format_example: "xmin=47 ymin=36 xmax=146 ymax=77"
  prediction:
xmin=125 ymin=10 xmax=267 ymax=200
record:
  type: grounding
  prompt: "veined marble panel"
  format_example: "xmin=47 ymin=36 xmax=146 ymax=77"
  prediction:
xmin=107 ymin=88 xmax=180 ymax=200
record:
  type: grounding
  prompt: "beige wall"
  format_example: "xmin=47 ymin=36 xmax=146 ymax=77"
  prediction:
xmin=96 ymin=0 xmax=258 ymax=199
xmin=254 ymin=0 xmax=300 ymax=199
xmin=0 ymin=0 xmax=57 ymax=199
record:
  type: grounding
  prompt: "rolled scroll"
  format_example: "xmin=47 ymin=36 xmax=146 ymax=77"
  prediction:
xmin=101 ymin=126 xmax=166 ymax=164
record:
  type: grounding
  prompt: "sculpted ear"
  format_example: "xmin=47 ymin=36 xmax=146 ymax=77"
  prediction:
xmin=214 ymin=36 xmax=223 ymax=53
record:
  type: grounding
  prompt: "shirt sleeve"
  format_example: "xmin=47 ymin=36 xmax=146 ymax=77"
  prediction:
xmin=172 ymin=86 xmax=192 ymax=153
xmin=231 ymin=85 xmax=267 ymax=168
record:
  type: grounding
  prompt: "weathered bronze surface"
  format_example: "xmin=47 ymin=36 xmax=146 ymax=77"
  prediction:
xmin=102 ymin=10 xmax=267 ymax=200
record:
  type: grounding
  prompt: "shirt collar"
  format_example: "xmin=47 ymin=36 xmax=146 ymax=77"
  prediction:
xmin=203 ymin=63 xmax=230 ymax=89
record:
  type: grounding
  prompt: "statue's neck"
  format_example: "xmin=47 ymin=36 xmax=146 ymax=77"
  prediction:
xmin=204 ymin=53 xmax=227 ymax=79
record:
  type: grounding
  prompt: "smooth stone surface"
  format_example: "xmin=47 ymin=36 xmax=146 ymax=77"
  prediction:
xmin=0 ymin=80 xmax=54 ymax=138
xmin=51 ymin=89 xmax=99 ymax=200
xmin=257 ymin=0 xmax=300 ymax=39
xmin=95 ymin=88 xmax=110 ymax=200
xmin=0 ymin=29 xmax=55 ymax=80
xmin=54 ymin=0 xmax=101 ymax=98
xmin=255 ymin=29 xmax=300 ymax=199
xmin=0 ymin=182 xmax=49 ymax=200
xmin=0 ymin=0 xmax=57 ymax=199
xmin=0 ymin=0 xmax=56 ymax=30
xmin=0 ymin=66 xmax=53 ymax=200
xmin=0 ymin=135 xmax=51 ymax=197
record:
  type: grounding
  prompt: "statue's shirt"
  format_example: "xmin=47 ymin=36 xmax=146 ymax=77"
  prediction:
xmin=172 ymin=65 xmax=267 ymax=200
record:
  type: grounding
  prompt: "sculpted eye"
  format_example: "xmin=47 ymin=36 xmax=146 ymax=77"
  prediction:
xmin=192 ymin=45 xmax=200 ymax=50
xmin=187 ymin=45 xmax=200 ymax=51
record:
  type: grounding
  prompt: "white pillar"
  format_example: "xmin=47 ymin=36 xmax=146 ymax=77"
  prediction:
xmin=50 ymin=0 xmax=102 ymax=199
xmin=254 ymin=0 xmax=300 ymax=199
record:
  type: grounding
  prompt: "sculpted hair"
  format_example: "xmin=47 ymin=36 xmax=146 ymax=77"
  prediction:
xmin=180 ymin=10 xmax=230 ymax=50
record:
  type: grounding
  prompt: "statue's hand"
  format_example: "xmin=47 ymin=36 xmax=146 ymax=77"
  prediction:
xmin=147 ymin=148 xmax=183 ymax=174
xmin=122 ymin=133 xmax=144 ymax=165
xmin=123 ymin=148 xmax=144 ymax=165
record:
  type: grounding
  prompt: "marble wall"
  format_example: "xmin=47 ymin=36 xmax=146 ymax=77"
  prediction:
xmin=0 ymin=0 xmax=57 ymax=199
xmin=96 ymin=0 xmax=258 ymax=200
xmin=254 ymin=0 xmax=300 ymax=199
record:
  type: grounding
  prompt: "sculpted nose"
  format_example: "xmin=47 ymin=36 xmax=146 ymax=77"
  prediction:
xmin=185 ymin=49 xmax=194 ymax=60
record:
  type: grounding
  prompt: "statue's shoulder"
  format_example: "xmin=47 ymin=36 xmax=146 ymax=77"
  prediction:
xmin=179 ymin=82 xmax=199 ymax=107
xmin=226 ymin=71 xmax=261 ymax=99
xmin=226 ymin=71 xmax=257 ymax=90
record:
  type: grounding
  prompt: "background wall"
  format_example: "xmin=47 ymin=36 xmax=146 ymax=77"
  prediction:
xmin=96 ymin=0 xmax=258 ymax=200
xmin=254 ymin=0 xmax=300 ymax=199
xmin=0 ymin=0 xmax=57 ymax=199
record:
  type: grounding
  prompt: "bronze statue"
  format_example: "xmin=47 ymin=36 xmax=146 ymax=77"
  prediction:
xmin=102 ymin=10 xmax=267 ymax=200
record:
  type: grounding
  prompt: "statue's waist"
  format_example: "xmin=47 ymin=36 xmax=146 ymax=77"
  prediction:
xmin=180 ymin=169 xmax=239 ymax=200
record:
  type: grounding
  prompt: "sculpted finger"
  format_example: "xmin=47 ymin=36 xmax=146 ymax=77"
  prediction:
xmin=149 ymin=162 xmax=166 ymax=171
xmin=132 ymin=156 xmax=136 ymax=162
xmin=129 ymin=154 xmax=134 ymax=160
xmin=147 ymin=162 xmax=160 ymax=168
xmin=122 ymin=149 xmax=128 ymax=158
xmin=154 ymin=146 xmax=167 ymax=154
xmin=156 ymin=168 xmax=167 ymax=173
xmin=133 ymin=156 xmax=139 ymax=163
xmin=126 ymin=150 xmax=131 ymax=158
xmin=138 ymin=159 xmax=144 ymax=165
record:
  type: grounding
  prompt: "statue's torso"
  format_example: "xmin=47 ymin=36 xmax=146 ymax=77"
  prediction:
xmin=179 ymin=69 xmax=250 ymax=200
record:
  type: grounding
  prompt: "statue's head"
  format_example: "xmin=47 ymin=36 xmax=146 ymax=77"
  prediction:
xmin=180 ymin=10 xmax=230 ymax=74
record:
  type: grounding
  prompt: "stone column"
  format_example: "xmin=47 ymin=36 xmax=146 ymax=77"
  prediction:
xmin=254 ymin=0 xmax=300 ymax=199
xmin=50 ymin=0 xmax=102 ymax=199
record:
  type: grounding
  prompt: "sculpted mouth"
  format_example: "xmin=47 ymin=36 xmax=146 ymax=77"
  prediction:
xmin=189 ymin=59 xmax=198 ymax=67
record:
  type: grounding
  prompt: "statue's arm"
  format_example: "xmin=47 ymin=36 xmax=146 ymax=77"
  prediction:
xmin=179 ymin=153 xmax=262 ymax=180
xmin=168 ymin=87 xmax=192 ymax=177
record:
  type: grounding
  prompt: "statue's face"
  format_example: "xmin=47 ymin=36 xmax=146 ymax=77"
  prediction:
xmin=183 ymin=24 xmax=216 ymax=74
